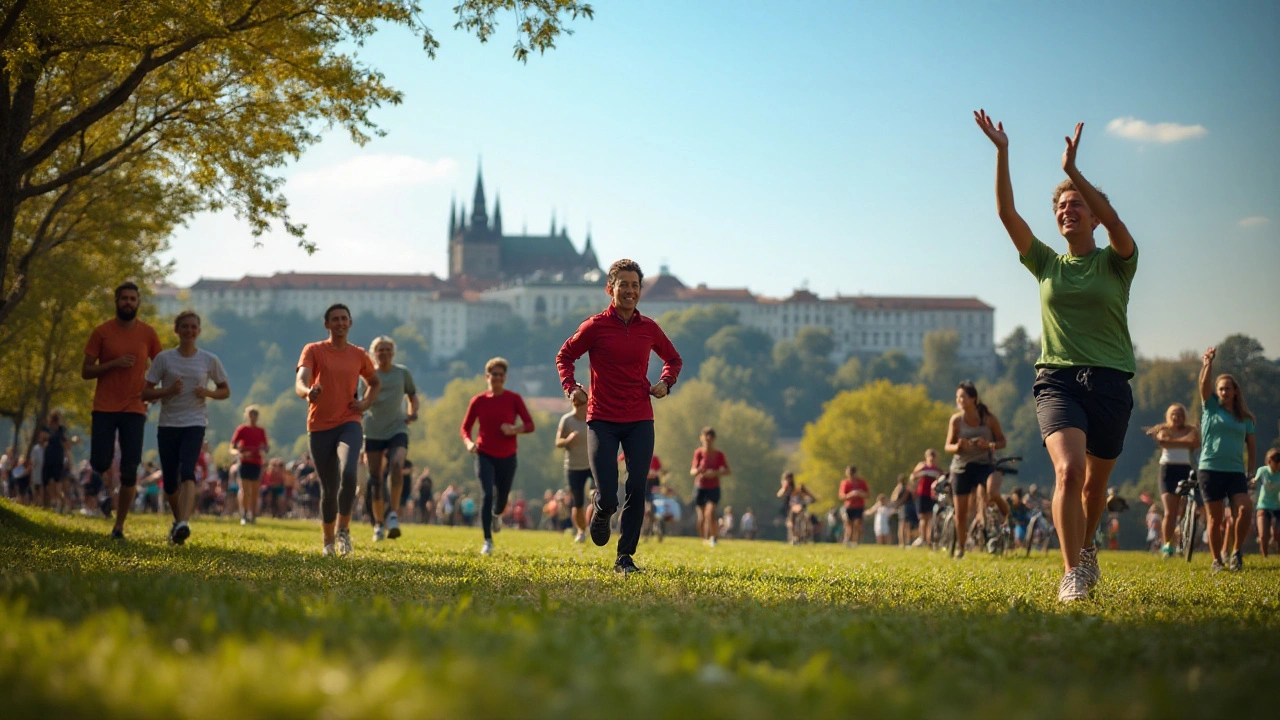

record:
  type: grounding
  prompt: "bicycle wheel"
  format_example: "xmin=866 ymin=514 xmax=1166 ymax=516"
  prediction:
xmin=1180 ymin=500 xmax=1198 ymax=562
xmin=943 ymin=514 xmax=958 ymax=557
xmin=1025 ymin=518 xmax=1037 ymax=557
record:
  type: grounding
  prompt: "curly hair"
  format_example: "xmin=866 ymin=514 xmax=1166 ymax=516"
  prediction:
xmin=607 ymin=259 xmax=644 ymax=288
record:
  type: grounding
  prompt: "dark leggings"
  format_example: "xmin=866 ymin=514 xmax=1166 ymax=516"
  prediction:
xmin=309 ymin=422 xmax=363 ymax=524
xmin=587 ymin=419 xmax=655 ymax=557
xmin=476 ymin=452 xmax=517 ymax=540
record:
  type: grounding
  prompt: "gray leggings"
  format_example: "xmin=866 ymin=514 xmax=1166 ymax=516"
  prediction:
xmin=309 ymin=421 xmax=363 ymax=523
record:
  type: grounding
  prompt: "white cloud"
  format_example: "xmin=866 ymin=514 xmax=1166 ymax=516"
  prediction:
xmin=1105 ymin=117 xmax=1207 ymax=144
xmin=288 ymin=154 xmax=458 ymax=192
xmin=1238 ymin=216 xmax=1270 ymax=228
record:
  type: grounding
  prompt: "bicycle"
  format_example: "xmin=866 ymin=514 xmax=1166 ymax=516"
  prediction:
xmin=931 ymin=476 xmax=961 ymax=557
xmin=971 ymin=456 xmax=1022 ymax=556
xmin=1175 ymin=469 xmax=1203 ymax=562
xmin=1024 ymin=504 xmax=1055 ymax=555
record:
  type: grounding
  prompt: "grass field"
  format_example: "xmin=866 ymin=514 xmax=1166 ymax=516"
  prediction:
xmin=2 ymin=501 xmax=1277 ymax=719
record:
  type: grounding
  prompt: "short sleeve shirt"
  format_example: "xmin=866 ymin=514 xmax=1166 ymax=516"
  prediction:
xmin=1198 ymin=396 xmax=1255 ymax=474
xmin=363 ymin=365 xmax=417 ymax=440
xmin=231 ymin=425 xmax=268 ymax=465
xmin=558 ymin=412 xmax=591 ymax=471
xmin=145 ymin=348 xmax=228 ymax=427
xmin=85 ymin=320 xmax=162 ymax=414
xmin=691 ymin=448 xmax=728 ymax=490
xmin=298 ymin=341 xmax=378 ymax=432
xmin=1254 ymin=466 xmax=1280 ymax=510
xmin=841 ymin=477 xmax=869 ymax=509
xmin=1020 ymin=237 xmax=1138 ymax=374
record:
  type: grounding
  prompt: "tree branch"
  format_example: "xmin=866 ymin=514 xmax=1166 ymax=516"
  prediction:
xmin=0 ymin=0 xmax=30 ymax=46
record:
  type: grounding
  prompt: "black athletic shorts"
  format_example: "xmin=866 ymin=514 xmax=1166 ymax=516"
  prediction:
xmin=566 ymin=468 xmax=593 ymax=509
xmin=365 ymin=433 xmax=409 ymax=454
xmin=1200 ymin=470 xmax=1249 ymax=503
xmin=695 ymin=487 xmax=721 ymax=507
xmin=1259 ymin=508 xmax=1280 ymax=521
xmin=90 ymin=411 xmax=146 ymax=487
xmin=157 ymin=426 xmax=206 ymax=495
xmin=916 ymin=496 xmax=936 ymax=515
xmin=1159 ymin=464 xmax=1192 ymax=496
xmin=239 ymin=462 xmax=262 ymax=482
xmin=1032 ymin=367 xmax=1133 ymax=461
xmin=844 ymin=507 xmax=864 ymax=521
xmin=952 ymin=462 xmax=994 ymax=497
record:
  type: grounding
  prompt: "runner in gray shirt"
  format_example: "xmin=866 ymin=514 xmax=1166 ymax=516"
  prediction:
xmin=556 ymin=392 xmax=592 ymax=543
xmin=363 ymin=336 xmax=419 ymax=542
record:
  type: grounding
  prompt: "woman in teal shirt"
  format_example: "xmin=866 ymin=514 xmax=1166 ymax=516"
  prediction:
xmin=1198 ymin=347 xmax=1257 ymax=572
xmin=1251 ymin=448 xmax=1280 ymax=559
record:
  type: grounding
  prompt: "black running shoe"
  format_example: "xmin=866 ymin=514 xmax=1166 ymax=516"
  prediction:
xmin=110 ymin=528 xmax=125 ymax=542
xmin=614 ymin=554 xmax=642 ymax=575
xmin=173 ymin=521 xmax=191 ymax=545
xmin=590 ymin=507 xmax=613 ymax=546
xmin=1229 ymin=551 xmax=1243 ymax=571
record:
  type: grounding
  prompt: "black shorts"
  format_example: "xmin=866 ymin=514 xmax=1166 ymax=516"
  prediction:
xmin=1158 ymin=464 xmax=1192 ymax=496
xmin=952 ymin=462 xmax=994 ymax=497
xmin=1200 ymin=470 xmax=1249 ymax=503
xmin=239 ymin=462 xmax=262 ymax=482
xmin=365 ymin=433 xmax=409 ymax=454
xmin=1259 ymin=508 xmax=1280 ymax=521
xmin=567 ymin=468 xmax=593 ymax=509
xmin=90 ymin=411 xmax=147 ymax=487
xmin=845 ymin=507 xmax=864 ymax=522
xmin=1032 ymin=367 xmax=1133 ymax=461
xmin=157 ymin=426 xmax=206 ymax=495
xmin=695 ymin=487 xmax=721 ymax=507
xmin=916 ymin=496 xmax=936 ymax=515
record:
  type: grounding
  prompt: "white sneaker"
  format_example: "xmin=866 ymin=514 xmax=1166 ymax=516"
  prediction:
xmin=1079 ymin=546 xmax=1101 ymax=589
xmin=373 ymin=524 xmax=385 ymax=542
xmin=574 ymin=531 xmax=586 ymax=544
xmin=481 ymin=540 xmax=494 ymax=556
xmin=709 ymin=536 xmax=717 ymax=548
xmin=336 ymin=527 xmax=353 ymax=557
xmin=1058 ymin=568 xmax=1089 ymax=603
xmin=386 ymin=512 xmax=401 ymax=540
xmin=240 ymin=514 xmax=248 ymax=526
xmin=322 ymin=543 xmax=336 ymax=557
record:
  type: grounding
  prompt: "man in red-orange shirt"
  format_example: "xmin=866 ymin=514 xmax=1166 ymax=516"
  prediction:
xmin=839 ymin=465 xmax=871 ymax=547
xmin=82 ymin=281 xmax=162 ymax=541
xmin=296 ymin=303 xmax=380 ymax=557
xmin=556 ymin=259 xmax=682 ymax=575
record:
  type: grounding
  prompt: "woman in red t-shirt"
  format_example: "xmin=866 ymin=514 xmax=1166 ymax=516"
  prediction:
xmin=460 ymin=357 xmax=535 ymax=556
xmin=910 ymin=449 xmax=943 ymax=547
xmin=838 ymin=465 xmax=870 ymax=547
xmin=690 ymin=426 xmax=731 ymax=547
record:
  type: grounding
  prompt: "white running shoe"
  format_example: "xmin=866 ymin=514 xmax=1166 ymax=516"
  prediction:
xmin=709 ymin=536 xmax=717 ymax=548
xmin=373 ymin=524 xmax=385 ymax=543
xmin=574 ymin=531 xmax=586 ymax=544
xmin=1079 ymin=546 xmax=1101 ymax=589
xmin=1058 ymin=568 xmax=1089 ymax=603
xmin=322 ymin=543 xmax=336 ymax=557
xmin=481 ymin=540 xmax=494 ymax=556
xmin=386 ymin=512 xmax=401 ymax=540
xmin=336 ymin=527 xmax=353 ymax=557
xmin=240 ymin=514 xmax=248 ymax=526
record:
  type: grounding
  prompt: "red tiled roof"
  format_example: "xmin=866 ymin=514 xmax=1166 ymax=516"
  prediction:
xmin=676 ymin=287 xmax=755 ymax=301
xmin=641 ymin=274 xmax=687 ymax=300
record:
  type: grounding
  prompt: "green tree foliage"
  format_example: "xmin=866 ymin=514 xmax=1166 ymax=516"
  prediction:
xmin=0 ymin=0 xmax=592 ymax=328
xmin=653 ymin=380 xmax=785 ymax=519
xmin=864 ymin=350 xmax=918 ymax=385
xmin=918 ymin=329 xmax=980 ymax=402
xmin=799 ymin=381 xmax=952 ymax=508
xmin=657 ymin=305 xmax=740 ymax=378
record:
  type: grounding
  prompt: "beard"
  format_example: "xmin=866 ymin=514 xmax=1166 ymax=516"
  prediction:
xmin=116 ymin=306 xmax=138 ymax=322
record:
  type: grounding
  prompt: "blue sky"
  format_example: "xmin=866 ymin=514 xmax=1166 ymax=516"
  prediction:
xmin=164 ymin=0 xmax=1280 ymax=359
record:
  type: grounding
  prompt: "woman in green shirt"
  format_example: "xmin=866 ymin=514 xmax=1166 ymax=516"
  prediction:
xmin=975 ymin=112 xmax=1137 ymax=603
xmin=1252 ymin=448 xmax=1280 ymax=559
xmin=1198 ymin=347 xmax=1257 ymax=572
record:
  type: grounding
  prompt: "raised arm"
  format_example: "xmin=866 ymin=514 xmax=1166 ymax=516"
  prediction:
xmin=974 ymin=109 xmax=1035 ymax=256
xmin=1199 ymin=347 xmax=1215 ymax=403
xmin=1062 ymin=122 xmax=1135 ymax=259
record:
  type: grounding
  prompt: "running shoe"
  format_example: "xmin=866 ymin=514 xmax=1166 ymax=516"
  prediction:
xmin=590 ymin=507 xmax=613 ymax=546
xmin=1057 ymin=568 xmax=1089 ymax=603
xmin=110 ymin=528 xmax=125 ymax=542
xmin=709 ymin=536 xmax=717 ymax=548
xmin=1160 ymin=543 xmax=1175 ymax=559
xmin=574 ymin=531 xmax=586 ymax=544
xmin=1211 ymin=558 xmax=1226 ymax=574
xmin=322 ymin=543 xmax=336 ymax=557
xmin=386 ymin=512 xmax=401 ymax=540
xmin=481 ymin=540 xmax=494 ymax=556
xmin=492 ymin=516 xmax=502 ymax=534
xmin=173 ymin=521 xmax=190 ymax=546
xmin=373 ymin=524 xmax=385 ymax=543
xmin=336 ymin=527 xmax=353 ymax=557
xmin=240 ymin=514 xmax=248 ymax=526
xmin=1078 ymin=545 xmax=1101 ymax=589
xmin=1229 ymin=551 xmax=1243 ymax=571
xmin=614 ymin=554 xmax=642 ymax=575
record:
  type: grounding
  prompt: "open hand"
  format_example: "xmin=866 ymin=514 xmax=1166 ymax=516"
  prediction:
xmin=974 ymin=109 xmax=1008 ymax=149
xmin=649 ymin=381 xmax=669 ymax=399
xmin=1062 ymin=122 xmax=1083 ymax=172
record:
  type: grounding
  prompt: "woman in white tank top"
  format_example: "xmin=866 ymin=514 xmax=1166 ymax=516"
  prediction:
xmin=1146 ymin=403 xmax=1199 ymax=557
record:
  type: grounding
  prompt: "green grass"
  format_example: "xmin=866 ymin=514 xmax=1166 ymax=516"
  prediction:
xmin=1 ymin=501 xmax=1277 ymax=719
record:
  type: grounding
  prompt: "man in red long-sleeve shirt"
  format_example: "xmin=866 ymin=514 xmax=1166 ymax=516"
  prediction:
xmin=556 ymin=259 xmax=682 ymax=575
xmin=460 ymin=357 xmax=535 ymax=556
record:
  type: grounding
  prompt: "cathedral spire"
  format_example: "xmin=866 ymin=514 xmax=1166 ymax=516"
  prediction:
xmin=471 ymin=162 xmax=488 ymax=228
xmin=493 ymin=194 xmax=503 ymax=236
xmin=449 ymin=196 xmax=456 ymax=237
xmin=550 ymin=210 xmax=556 ymax=236
xmin=581 ymin=227 xmax=599 ymax=270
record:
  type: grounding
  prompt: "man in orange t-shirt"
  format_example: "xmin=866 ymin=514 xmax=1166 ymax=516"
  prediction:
xmin=295 ymin=303 xmax=380 ymax=557
xmin=82 ymin=281 xmax=162 ymax=541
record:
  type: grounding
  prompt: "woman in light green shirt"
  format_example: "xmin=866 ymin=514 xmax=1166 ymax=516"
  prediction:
xmin=1250 ymin=448 xmax=1280 ymax=559
xmin=1197 ymin=347 xmax=1256 ymax=572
